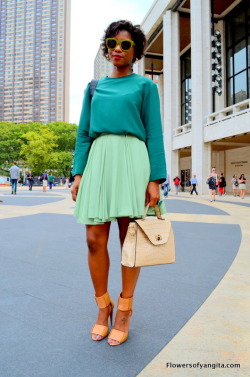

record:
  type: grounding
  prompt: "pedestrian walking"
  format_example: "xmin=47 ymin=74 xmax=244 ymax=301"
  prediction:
xmin=231 ymin=175 xmax=239 ymax=197
xmin=180 ymin=179 xmax=185 ymax=192
xmin=218 ymin=173 xmax=226 ymax=195
xmin=238 ymin=174 xmax=246 ymax=199
xmin=9 ymin=161 xmax=20 ymax=195
xmin=26 ymin=170 xmax=34 ymax=191
xmin=190 ymin=174 xmax=198 ymax=195
xmin=48 ymin=174 xmax=54 ymax=190
xmin=163 ymin=173 xmax=170 ymax=197
xmin=173 ymin=176 xmax=180 ymax=194
xmin=69 ymin=173 xmax=74 ymax=188
xmin=71 ymin=20 xmax=166 ymax=346
xmin=41 ymin=171 xmax=48 ymax=192
xmin=207 ymin=167 xmax=218 ymax=202
xmin=65 ymin=177 xmax=69 ymax=189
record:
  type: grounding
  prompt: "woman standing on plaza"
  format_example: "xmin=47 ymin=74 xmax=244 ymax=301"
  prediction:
xmin=207 ymin=167 xmax=218 ymax=202
xmin=231 ymin=174 xmax=239 ymax=197
xmin=218 ymin=173 xmax=226 ymax=196
xmin=238 ymin=174 xmax=246 ymax=199
xmin=71 ymin=20 xmax=166 ymax=346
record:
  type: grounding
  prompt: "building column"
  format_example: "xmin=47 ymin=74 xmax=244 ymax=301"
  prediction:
xmin=163 ymin=10 xmax=181 ymax=180
xmin=191 ymin=0 xmax=212 ymax=193
xmin=136 ymin=56 xmax=145 ymax=76
xmin=158 ymin=74 xmax=164 ymax=123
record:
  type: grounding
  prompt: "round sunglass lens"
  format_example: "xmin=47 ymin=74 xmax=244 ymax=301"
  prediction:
xmin=121 ymin=41 xmax=132 ymax=50
xmin=107 ymin=39 xmax=117 ymax=49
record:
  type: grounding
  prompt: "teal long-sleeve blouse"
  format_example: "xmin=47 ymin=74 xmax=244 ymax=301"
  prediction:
xmin=73 ymin=73 xmax=166 ymax=182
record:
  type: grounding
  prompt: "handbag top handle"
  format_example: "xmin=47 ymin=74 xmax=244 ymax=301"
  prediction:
xmin=142 ymin=204 xmax=164 ymax=221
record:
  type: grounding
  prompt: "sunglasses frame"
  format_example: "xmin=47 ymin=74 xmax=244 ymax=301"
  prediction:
xmin=106 ymin=38 xmax=135 ymax=52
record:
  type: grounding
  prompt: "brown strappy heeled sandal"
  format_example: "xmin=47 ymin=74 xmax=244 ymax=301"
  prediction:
xmin=91 ymin=292 xmax=114 ymax=341
xmin=108 ymin=294 xmax=133 ymax=346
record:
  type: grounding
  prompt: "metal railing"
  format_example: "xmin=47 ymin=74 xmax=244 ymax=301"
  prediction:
xmin=173 ymin=122 xmax=192 ymax=136
xmin=206 ymin=98 xmax=250 ymax=126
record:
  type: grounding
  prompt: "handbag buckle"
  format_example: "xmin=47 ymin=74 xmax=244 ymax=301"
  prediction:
xmin=155 ymin=235 xmax=162 ymax=241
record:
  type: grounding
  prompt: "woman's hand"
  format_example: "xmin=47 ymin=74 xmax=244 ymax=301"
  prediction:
xmin=145 ymin=180 xmax=160 ymax=207
xmin=71 ymin=174 xmax=82 ymax=201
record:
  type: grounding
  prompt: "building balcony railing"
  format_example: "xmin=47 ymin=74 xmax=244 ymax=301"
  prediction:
xmin=173 ymin=122 xmax=192 ymax=136
xmin=206 ymin=98 xmax=250 ymax=126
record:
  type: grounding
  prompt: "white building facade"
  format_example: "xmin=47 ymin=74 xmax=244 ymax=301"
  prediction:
xmin=139 ymin=0 xmax=250 ymax=194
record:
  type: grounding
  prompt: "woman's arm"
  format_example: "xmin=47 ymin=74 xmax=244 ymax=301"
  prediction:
xmin=72 ymin=83 xmax=93 ymax=177
xmin=141 ymin=80 xmax=166 ymax=183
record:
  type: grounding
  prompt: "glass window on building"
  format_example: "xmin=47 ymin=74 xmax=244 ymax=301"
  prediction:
xmin=181 ymin=49 xmax=192 ymax=125
xmin=226 ymin=0 xmax=250 ymax=105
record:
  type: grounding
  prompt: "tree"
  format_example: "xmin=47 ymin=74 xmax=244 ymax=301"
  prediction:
xmin=48 ymin=122 xmax=77 ymax=152
xmin=49 ymin=151 xmax=73 ymax=177
xmin=0 ymin=122 xmax=32 ymax=173
xmin=20 ymin=128 xmax=58 ymax=175
xmin=0 ymin=121 xmax=77 ymax=176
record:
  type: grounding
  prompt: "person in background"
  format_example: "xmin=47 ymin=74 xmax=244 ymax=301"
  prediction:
xmin=65 ymin=177 xmax=69 ymax=189
xmin=69 ymin=173 xmax=74 ymax=188
xmin=180 ymin=179 xmax=185 ymax=192
xmin=173 ymin=176 xmax=180 ymax=195
xmin=218 ymin=173 xmax=226 ymax=196
xmin=207 ymin=167 xmax=218 ymax=202
xmin=9 ymin=161 xmax=20 ymax=195
xmin=41 ymin=171 xmax=48 ymax=192
xmin=163 ymin=173 xmax=170 ymax=198
xmin=238 ymin=174 xmax=246 ymax=199
xmin=190 ymin=174 xmax=198 ymax=195
xmin=26 ymin=170 xmax=34 ymax=191
xmin=48 ymin=173 xmax=54 ymax=190
xmin=231 ymin=175 xmax=239 ymax=197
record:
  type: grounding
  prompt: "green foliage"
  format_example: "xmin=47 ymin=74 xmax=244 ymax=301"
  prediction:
xmin=0 ymin=121 xmax=77 ymax=176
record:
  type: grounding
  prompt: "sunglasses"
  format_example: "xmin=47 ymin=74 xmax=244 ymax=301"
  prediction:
xmin=106 ymin=38 xmax=135 ymax=51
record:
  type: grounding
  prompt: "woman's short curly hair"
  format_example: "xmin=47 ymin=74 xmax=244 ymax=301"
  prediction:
xmin=101 ymin=20 xmax=147 ymax=62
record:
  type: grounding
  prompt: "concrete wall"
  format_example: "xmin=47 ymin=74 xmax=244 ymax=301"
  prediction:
xmin=225 ymin=146 xmax=250 ymax=192
xmin=210 ymin=147 xmax=250 ymax=193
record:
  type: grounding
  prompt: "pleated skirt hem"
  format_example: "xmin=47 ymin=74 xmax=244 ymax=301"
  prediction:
xmin=74 ymin=134 xmax=150 ymax=225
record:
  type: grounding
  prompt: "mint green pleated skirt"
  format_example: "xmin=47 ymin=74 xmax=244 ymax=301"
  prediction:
xmin=74 ymin=134 xmax=151 ymax=225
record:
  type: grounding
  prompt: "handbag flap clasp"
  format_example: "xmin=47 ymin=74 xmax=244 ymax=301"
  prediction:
xmin=135 ymin=216 xmax=171 ymax=246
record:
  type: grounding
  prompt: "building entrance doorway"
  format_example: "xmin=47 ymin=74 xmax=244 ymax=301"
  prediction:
xmin=181 ymin=169 xmax=190 ymax=191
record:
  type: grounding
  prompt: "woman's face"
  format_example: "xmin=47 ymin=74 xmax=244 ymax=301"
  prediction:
xmin=108 ymin=30 xmax=136 ymax=68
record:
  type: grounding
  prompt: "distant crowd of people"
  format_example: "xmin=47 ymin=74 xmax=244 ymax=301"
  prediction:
xmin=3 ymin=161 xmax=247 ymax=202
xmin=161 ymin=168 xmax=247 ymax=202
xmin=6 ymin=161 xmax=74 ymax=195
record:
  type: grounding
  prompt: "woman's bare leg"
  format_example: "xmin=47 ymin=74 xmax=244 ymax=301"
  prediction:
xmin=108 ymin=217 xmax=140 ymax=344
xmin=86 ymin=222 xmax=111 ymax=339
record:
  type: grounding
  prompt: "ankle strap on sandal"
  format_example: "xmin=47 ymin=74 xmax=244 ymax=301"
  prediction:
xmin=118 ymin=294 xmax=133 ymax=311
xmin=94 ymin=292 xmax=111 ymax=308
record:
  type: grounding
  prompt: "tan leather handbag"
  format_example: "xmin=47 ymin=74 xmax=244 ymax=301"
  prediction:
xmin=121 ymin=205 xmax=175 ymax=267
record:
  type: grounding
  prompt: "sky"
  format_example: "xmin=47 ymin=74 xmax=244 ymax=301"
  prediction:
xmin=69 ymin=0 xmax=155 ymax=123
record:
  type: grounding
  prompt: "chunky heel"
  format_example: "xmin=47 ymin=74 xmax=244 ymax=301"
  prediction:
xmin=91 ymin=292 xmax=114 ymax=341
xmin=108 ymin=294 xmax=133 ymax=346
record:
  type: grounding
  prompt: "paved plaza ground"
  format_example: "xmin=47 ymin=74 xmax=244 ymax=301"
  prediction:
xmin=0 ymin=185 xmax=249 ymax=377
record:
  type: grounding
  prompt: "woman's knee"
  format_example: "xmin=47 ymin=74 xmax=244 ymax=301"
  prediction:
xmin=86 ymin=234 xmax=102 ymax=252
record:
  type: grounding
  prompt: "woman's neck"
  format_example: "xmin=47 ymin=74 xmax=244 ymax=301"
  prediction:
xmin=109 ymin=65 xmax=133 ymax=78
